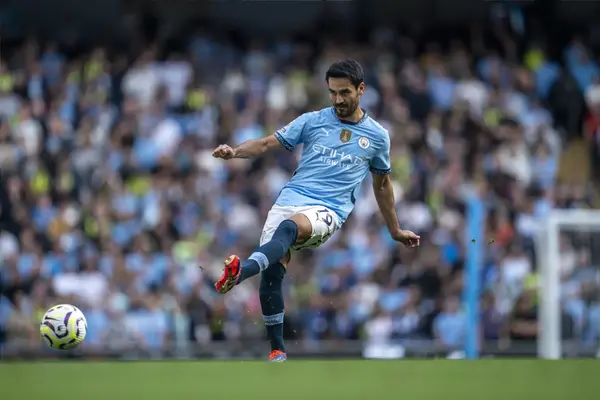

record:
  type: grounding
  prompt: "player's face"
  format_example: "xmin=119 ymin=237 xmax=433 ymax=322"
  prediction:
xmin=328 ymin=78 xmax=364 ymax=119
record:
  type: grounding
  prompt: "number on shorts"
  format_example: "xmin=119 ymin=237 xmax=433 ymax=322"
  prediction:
xmin=316 ymin=209 xmax=333 ymax=227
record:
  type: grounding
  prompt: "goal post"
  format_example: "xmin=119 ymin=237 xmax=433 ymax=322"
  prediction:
xmin=536 ymin=209 xmax=600 ymax=359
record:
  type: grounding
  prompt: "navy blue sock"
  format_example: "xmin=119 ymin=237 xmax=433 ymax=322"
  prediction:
xmin=237 ymin=261 xmax=260 ymax=284
xmin=260 ymin=262 xmax=286 ymax=352
xmin=236 ymin=220 xmax=298 ymax=285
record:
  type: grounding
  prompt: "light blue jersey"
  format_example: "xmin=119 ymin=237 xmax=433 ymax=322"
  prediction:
xmin=274 ymin=107 xmax=391 ymax=224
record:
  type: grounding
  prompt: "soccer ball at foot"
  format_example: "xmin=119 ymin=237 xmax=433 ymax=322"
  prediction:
xmin=40 ymin=304 xmax=87 ymax=350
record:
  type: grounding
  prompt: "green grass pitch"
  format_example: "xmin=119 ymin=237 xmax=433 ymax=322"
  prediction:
xmin=1 ymin=359 xmax=598 ymax=399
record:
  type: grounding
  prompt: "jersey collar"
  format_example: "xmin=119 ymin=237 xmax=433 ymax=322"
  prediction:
xmin=331 ymin=107 xmax=368 ymax=125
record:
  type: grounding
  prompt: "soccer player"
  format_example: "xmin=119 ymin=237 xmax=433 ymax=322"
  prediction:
xmin=211 ymin=60 xmax=420 ymax=362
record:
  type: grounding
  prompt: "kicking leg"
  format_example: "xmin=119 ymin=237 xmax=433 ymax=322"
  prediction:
xmin=214 ymin=214 xmax=311 ymax=293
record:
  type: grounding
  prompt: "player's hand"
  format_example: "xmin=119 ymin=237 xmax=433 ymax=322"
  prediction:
xmin=392 ymin=230 xmax=420 ymax=248
xmin=212 ymin=144 xmax=236 ymax=160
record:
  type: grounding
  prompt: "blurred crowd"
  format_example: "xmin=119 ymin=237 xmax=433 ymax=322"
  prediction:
xmin=1 ymin=17 xmax=600 ymax=357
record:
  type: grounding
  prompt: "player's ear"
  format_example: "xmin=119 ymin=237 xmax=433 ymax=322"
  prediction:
xmin=358 ymin=82 xmax=365 ymax=95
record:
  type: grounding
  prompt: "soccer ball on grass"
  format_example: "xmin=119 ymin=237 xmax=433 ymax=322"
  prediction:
xmin=40 ymin=304 xmax=87 ymax=350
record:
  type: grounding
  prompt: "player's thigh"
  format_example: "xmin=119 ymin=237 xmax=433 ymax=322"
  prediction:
xmin=260 ymin=205 xmax=336 ymax=267
xmin=291 ymin=206 xmax=340 ymax=250
xmin=259 ymin=206 xmax=296 ymax=267
xmin=260 ymin=206 xmax=315 ymax=246
xmin=259 ymin=206 xmax=291 ymax=246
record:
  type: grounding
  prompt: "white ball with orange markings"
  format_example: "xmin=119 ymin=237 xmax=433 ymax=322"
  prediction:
xmin=40 ymin=304 xmax=87 ymax=350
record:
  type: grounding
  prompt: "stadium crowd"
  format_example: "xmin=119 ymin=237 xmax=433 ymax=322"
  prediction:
xmin=0 ymin=19 xmax=599 ymax=357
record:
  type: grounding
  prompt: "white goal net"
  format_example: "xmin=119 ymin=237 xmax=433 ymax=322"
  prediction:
xmin=536 ymin=209 xmax=600 ymax=359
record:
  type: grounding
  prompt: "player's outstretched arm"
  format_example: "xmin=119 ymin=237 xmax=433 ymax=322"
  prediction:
xmin=372 ymin=173 xmax=420 ymax=248
xmin=212 ymin=135 xmax=284 ymax=160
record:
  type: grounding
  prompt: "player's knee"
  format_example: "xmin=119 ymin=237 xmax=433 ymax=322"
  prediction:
xmin=277 ymin=219 xmax=299 ymax=239
xmin=288 ymin=214 xmax=312 ymax=243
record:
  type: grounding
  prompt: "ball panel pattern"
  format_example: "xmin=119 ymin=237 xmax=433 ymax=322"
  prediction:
xmin=40 ymin=304 xmax=87 ymax=350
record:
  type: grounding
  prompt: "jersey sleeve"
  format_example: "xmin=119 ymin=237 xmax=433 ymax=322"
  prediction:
xmin=274 ymin=113 xmax=309 ymax=151
xmin=370 ymin=132 xmax=392 ymax=175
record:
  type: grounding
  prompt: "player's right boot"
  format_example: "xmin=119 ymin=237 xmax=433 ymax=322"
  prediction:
xmin=268 ymin=350 xmax=287 ymax=362
xmin=214 ymin=255 xmax=241 ymax=294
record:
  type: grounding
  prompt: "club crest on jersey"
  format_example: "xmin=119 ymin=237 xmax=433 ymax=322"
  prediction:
xmin=340 ymin=129 xmax=352 ymax=143
xmin=358 ymin=137 xmax=370 ymax=149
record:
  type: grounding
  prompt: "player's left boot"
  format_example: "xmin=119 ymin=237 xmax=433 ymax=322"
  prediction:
xmin=268 ymin=350 xmax=287 ymax=362
xmin=214 ymin=255 xmax=241 ymax=294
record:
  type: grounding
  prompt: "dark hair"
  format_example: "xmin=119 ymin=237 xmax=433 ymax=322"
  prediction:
xmin=325 ymin=59 xmax=364 ymax=88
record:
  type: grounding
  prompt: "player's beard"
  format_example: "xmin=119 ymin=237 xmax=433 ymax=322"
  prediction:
xmin=334 ymin=98 xmax=359 ymax=119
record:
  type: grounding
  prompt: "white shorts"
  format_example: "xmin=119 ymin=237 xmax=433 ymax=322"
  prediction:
xmin=260 ymin=205 xmax=341 ymax=251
